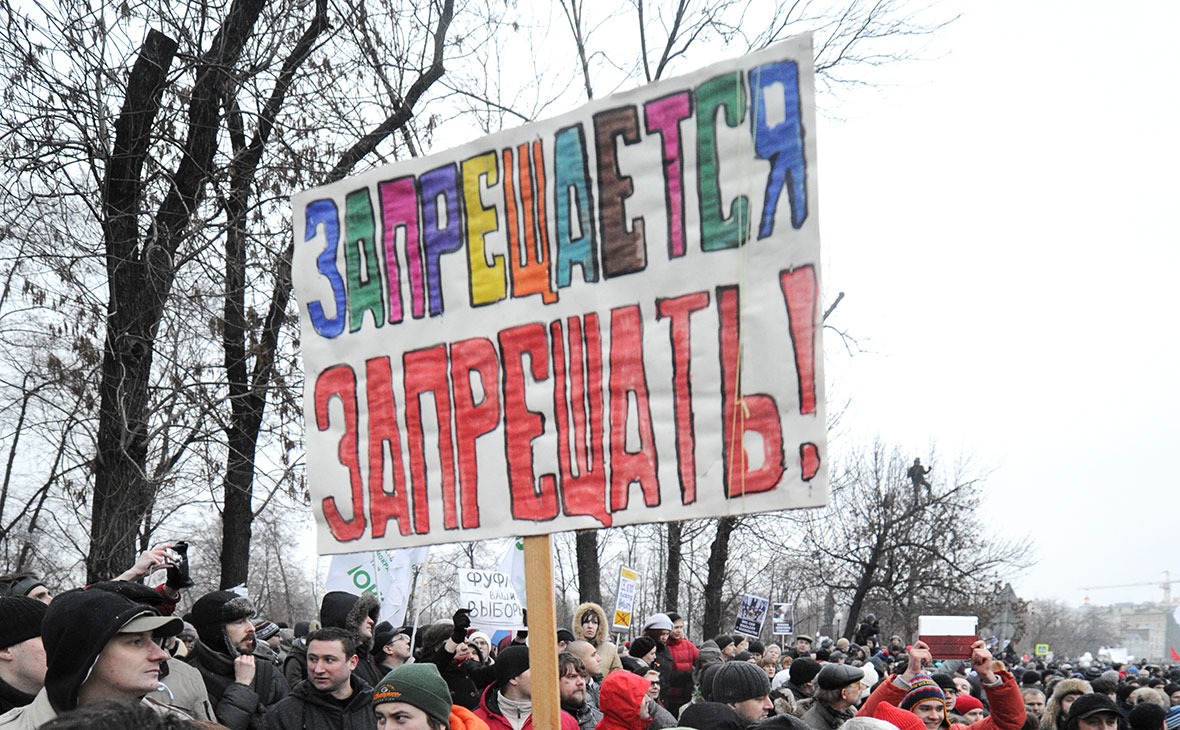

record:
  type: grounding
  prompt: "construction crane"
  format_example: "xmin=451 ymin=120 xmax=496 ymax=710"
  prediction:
xmin=1080 ymin=571 xmax=1180 ymax=605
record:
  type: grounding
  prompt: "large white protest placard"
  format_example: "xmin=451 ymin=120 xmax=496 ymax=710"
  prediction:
xmin=293 ymin=35 xmax=827 ymax=554
xmin=458 ymin=569 xmax=524 ymax=630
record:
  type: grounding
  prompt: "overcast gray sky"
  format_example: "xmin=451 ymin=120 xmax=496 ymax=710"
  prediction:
xmin=820 ymin=0 xmax=1179 ymax=607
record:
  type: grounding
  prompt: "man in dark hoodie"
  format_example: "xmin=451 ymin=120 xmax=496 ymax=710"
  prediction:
xmin=260 ymin=627 xmax=374 ymax=730
xmin=0 ymin=598 xmax=47 ymax=714
xmin=0 ymin=588 xmax=183 ymax=729
xmin=288 ymin=592 xmax=382 ymax=690
xmin=187 ymin=590 xmax=287 ymax=730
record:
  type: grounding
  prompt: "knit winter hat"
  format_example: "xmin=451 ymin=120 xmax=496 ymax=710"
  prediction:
xmin=679 ymin=701 xmax=746 ymax=730
xmin=790 ymin=657 xmax=823 ymax=685
xmin=373 ymin=663 xmax=452 ymax=725
xmin=900 ymin=674 xmax=946 ymax=711
xmin=643 ymin=613 xmax=674 ymax=631
xmin=0 ymin=596 xmax=46 ymax=648
xmin=190 ymin=590 xmax=256 ymax=654
xmin=712 ymin=660 xmax=772 ymax=704
xmin=495 ymin=644 xmax=530 ymax=687
xmin=876 ymin=701 xmax=928 ymax=730
xmin=629 ymin=636 xmax=658 ymax=662
xmin=1129 ymin=703 xmax=1166 ymax=730
xmin=955 ymin=695 xmax=984 ymax=714
xmin=254 ymin=619 xmax=280 ymax=641
xmin=43 ymin=588 xmax=181 ymax=712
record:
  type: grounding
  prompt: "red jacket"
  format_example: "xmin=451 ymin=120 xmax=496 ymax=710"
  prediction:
xmin=858 ymin=671 xmax=1026 ymax=730
xmin=595 ymin=670 xmax=651 ymax=730
xmin=473 ymin=684 xmax=579 ymax=730
xmin=664 ymin=635 xmax=699 ymax=710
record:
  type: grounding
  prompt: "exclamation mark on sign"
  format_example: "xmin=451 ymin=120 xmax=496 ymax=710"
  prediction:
xmin=779 ymin=265 xmax=820 ymax=481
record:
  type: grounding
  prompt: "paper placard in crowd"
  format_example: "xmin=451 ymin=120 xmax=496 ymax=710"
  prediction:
xmin=458 ymin=569 xmax=524 ymax=629
xmin=735 ymin=593 xmax=769 ymax=637
xmin=612 ymin=566 xmax=640 ymax=632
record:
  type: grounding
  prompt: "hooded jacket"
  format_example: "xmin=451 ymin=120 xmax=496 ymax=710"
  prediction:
xmin=318 ymin=592 xmax=384 ymax=688
xmin=1040 ymin=679 xmax=1091 ymax=730
xmin=41 ymin=588 xmax=174 ymax=713
xmin=858 ymin=671 xmax=1026 ymax=730
xmin=572 ymin=603 xmax=622 ymax=676
xmin=473 ymin=683 xmax=579 ymax=730
xmin=596 ymin=670 xmax=650 ymax=730
xmin=259 ymin=674 xmax=375 ymax=730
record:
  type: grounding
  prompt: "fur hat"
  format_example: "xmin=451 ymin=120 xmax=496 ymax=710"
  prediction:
xmin=190 ymin=590 xmax=256 ymax=655
xmin=712 ymin=660 xmax=771 ymax=704
xmin=0 ymin=596 xmax=46 ymax=648
xmin=373 ymin=663 xmax=452 ymax=725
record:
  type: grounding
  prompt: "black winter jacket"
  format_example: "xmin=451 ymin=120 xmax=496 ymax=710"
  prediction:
xmin=187 ymin=640 xmax=288 ymax=730
xmin=259 ymin=676 xmax=375 ymax=730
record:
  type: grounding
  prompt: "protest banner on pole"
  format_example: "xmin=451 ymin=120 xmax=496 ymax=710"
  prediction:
xmin=295 ymin=33 xmax=825 ymax=726
xmin=293 ymin=33 xmax=826 ymax=556
xmin=735 ymin=593 xmax=770 ymax=637
xmin=612 ymin=566 xmax=641 ymax=633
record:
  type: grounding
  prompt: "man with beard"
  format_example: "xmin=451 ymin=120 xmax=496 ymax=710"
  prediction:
xmin=261 ymin=628 xmax=375 ymax=730
xmin=187 ymin=590 xmax=287 ymax=730
xmin=802 ymin=664 xmax=866 ymax=730
xmin=559 ymin=652 xmax=601 ymax=730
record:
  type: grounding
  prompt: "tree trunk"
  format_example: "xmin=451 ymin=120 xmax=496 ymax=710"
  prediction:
xmin=664 ymin=521 xmax=682 ymax=612
xmin=702 ymin=516 xmax=737 ymax=639
xmin=842 ymin=537 xmax=884 ymax=638
xmin=88 ymin=29 xmax=178 ymax=582
xmin=575 ymin=529 xmax=601 ymax=604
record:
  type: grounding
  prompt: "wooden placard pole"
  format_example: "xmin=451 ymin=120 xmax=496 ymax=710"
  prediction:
xmin=523 ymin=534 xmax=560 ymax=729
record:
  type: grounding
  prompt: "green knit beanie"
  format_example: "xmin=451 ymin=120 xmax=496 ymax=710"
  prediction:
xmin=373 ymin=663 xmax=452 ymax=725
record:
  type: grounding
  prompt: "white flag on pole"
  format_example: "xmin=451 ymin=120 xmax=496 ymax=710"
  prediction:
xmin=325 ymin=547 xmax=429 ymax=627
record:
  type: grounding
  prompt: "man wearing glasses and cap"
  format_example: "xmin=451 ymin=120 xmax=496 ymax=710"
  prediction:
xmin=0 ymin=587 xmax=185 ymax=728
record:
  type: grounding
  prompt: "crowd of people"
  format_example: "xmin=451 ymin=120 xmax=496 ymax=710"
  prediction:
xmin=0 ymin=545 xmax=1177 ymax=730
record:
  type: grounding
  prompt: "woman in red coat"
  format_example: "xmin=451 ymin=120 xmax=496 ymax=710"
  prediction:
xmin=595 ymin=670 xmax=665 ymax=730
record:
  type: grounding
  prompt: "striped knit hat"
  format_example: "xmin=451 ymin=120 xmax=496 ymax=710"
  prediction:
xmin=900 ymin=674 xmax=949 ymax=727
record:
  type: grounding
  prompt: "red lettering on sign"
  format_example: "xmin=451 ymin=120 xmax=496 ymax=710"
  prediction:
xmin=314 ymin=365 xmax=366 ymax=541
xmin=499 ymin=323 xmax=559 ymax=521
xmin=656 ymin=290 xmax=709 ymax=505
xmin=365 ymin=357 xmax=412 ymax=537
xmin=451 ymin=337 xmax=500 ymax=529
xmin=717 ymin=286 xmax=784 ymax=497
xmin=551 ymin=316 xmax=610 ymax=526
xmin=608 ymin=305 xmax=659 ymax=511
xmin=404 ymin=346 xmax=458 ymax=533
